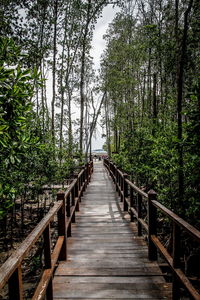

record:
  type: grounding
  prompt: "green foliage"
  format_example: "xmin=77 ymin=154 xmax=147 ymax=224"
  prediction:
xmin=0 ymin=37 xmax=39 ymax=218
xmin=101 ymin=2 xmax=200 ymax=228
xmin=0 ymin=38 xmax=76 ymax=220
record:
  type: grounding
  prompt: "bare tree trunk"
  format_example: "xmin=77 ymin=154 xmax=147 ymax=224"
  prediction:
xmin=51 ymin=0 xmax=58 ymax=146
xmin=153 ymin=73 xmax=157 ymax=122
xmin=67 ymin=87 xmax=73 ymax=157
xmin=59 ymin=30 xmax=68 ymax=161
xmin=176 ymin=0 xmax=193 ymax=206
xmin=80 ymin=7 xmax=90 ymax=158
xmin=84 ymin=92 xmax=106 ymax=161
xmin=105 ymin=93 xmax=111 ymax=157
xmin=147 ymin=48 xmax=152 ymax=117
xmin=40 ymin=62 xmax=45 ymax=135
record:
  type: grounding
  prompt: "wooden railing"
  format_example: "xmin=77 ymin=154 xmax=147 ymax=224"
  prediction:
xmin=104 ymin=158 xmax=200 ymax=300
xmin=0 ymin=161 xmax=93 ymax=300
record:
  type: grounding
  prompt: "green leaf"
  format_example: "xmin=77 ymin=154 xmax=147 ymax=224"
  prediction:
xmin=10 ymin=155 xmax=15 ymax=164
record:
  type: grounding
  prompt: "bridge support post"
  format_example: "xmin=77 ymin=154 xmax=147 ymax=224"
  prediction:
xmin=8 ymin=266 xmax=23 ymax=300
xmin=148 ymin=190 xmax=157 ymax=261
xmin=44 ymin=225 xmax=53 ymax=300
xmin=87 ymin=163 xmax=90 ymax=184
xmin=66 ymin=194 xmax=71 ymax=237
xmin=130 ymin=187 xmax=134 ymax=222
xmin=123 ymin=174 xmax=128 ymax=211
xmin=57 ymin=191 xmax=67 ymax=261
xmin=75 ymin=176 xmax=79 ymax=212
xmin=137 ymin=194 xmax=142 ymax=236
xmin=172 ymin=222 xmax=181 ymax=299
xmin=115 ymin=166 xmax=118 ymax=192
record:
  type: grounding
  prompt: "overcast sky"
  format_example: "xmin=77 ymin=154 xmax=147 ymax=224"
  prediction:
xmin=90 ymin=4 xmax=120 ymax=150
xmin=90 ymin=4 xmax=120 ymax=71
xmin=46 ymin=4 xmax=120 ymax=151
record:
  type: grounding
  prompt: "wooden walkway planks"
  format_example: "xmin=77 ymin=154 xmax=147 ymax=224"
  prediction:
xmin=53 ymin=162 xmax=172 ymax=299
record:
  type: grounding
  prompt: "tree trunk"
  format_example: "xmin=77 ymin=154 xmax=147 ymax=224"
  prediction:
xmin=84 ymin=92 xmax=106 ymax=161
xmin=51 ymin=0 xmax=58 ymax=146
xmin=67 ymin=87 xmax=73 ymax=157
xmin=176 ymin=0 xmax=193 ymax=207
xmin=105 ymin=94 xmax=111 ymax=157
xmin=79 ymin=11 xmax=90 ymax=158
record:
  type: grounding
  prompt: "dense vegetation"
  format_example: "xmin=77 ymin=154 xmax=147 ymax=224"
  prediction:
xmin=101 ymin=0 xmax=200 ymax=228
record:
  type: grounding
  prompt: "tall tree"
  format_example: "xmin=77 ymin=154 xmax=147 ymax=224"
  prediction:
xmin=51 ymin=0 xmax=58 ymax=146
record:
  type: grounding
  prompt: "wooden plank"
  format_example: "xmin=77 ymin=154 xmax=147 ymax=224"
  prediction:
xmin=53 ymin=286 xmax=171 ymax=299
xmin=67 ymin=249 xmax=148 ymax=255
xmin=57 ymin=260 xmax=158 ymax=268
xmin=54 ymin=298 xmax=170 ymax=300
xmin=54 ymin=275 xmax=165 ymax=284
xmin=53 ymin=281 xmax=171 ymax=291
xmin=65 ymin=253 xmax=149 ymax=259
xmin=55 ymin=267 xmax=164 ymax=276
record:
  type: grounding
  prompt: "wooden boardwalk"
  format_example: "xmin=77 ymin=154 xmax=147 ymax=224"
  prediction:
xmin=53 ymin=162 xmax=171 ymax=299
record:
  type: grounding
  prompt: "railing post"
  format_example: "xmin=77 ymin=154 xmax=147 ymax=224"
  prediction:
xmin=57 ymin=191 xmax=67 ymax=261
xmin=66 ymin=194 xmax=71 ymax=237
xmin=115 ymin=166 xmax=118 ymax=191
xmin=137 ymin=194 xmax=142 ymax=236
xmin=8 ymin=266 xmax=23 ymax=300
xmin=71 ymin=185 xmax=75 ymax=206
xmin=83 ymin=166 xmax=86 ymax=192
xmin=75 ymin=176 xmax=79 ymax=212
xmin=111 ymin=162 xmax=113 ymax=181
xmin=78 ymin=175 xmax=81 ymax=201
xmin=172 ymin=222 xmax=181 ymax=299
xmin=130 ymin=186 xmax=134 ymax=222
xmin=43 ymin=224 xmax=53 ymax=300
xmin=43 ymin=224 xmax=52 ymax=268
xmin=86 ymin=163 xmax=89 ymax=184
xmin=90 ymin=161 xmax=92 ymax=174
xmin=111 ymin=162 xmax=114 ymax=180
xmin=120 ymin=174 xmax=123 ymax=200
xmin=148 ymin=190 xmax=157 ymax=261
xmin=71 ymin=191 xmax=76 ymax=224
xmin=123 ymin=174 xmax=128 ymax=211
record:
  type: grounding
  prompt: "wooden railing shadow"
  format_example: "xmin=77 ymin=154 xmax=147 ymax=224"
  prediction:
xmin=104 ymin=158 xmax=200 ymax=300
xmin=0 ymin=161 xmax=93 ymax=300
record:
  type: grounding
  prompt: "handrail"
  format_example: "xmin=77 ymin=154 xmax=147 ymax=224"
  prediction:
xmin=0 ymin=161 xmax=93 ymax=300
xmin=0 ymin=201 xmax=63 ymax=289
xmin=126 ymin=178 xmax=148 ymax=198
xmin=104 ymin=158 xmax=200 ymax=300
xmin=152 ymin=200 xmax=200 ymax=242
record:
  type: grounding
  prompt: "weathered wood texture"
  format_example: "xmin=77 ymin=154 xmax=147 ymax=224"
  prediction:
xmin=53 ymin=162 xmax=171 ymax=299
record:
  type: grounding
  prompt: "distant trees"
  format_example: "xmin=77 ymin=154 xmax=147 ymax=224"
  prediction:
xmin=101 ymin=0 xmax=200 ymax=226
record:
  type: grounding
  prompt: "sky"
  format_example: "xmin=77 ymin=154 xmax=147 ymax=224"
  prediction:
xmin=90 ymin=4 xmax=120 ymax=150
